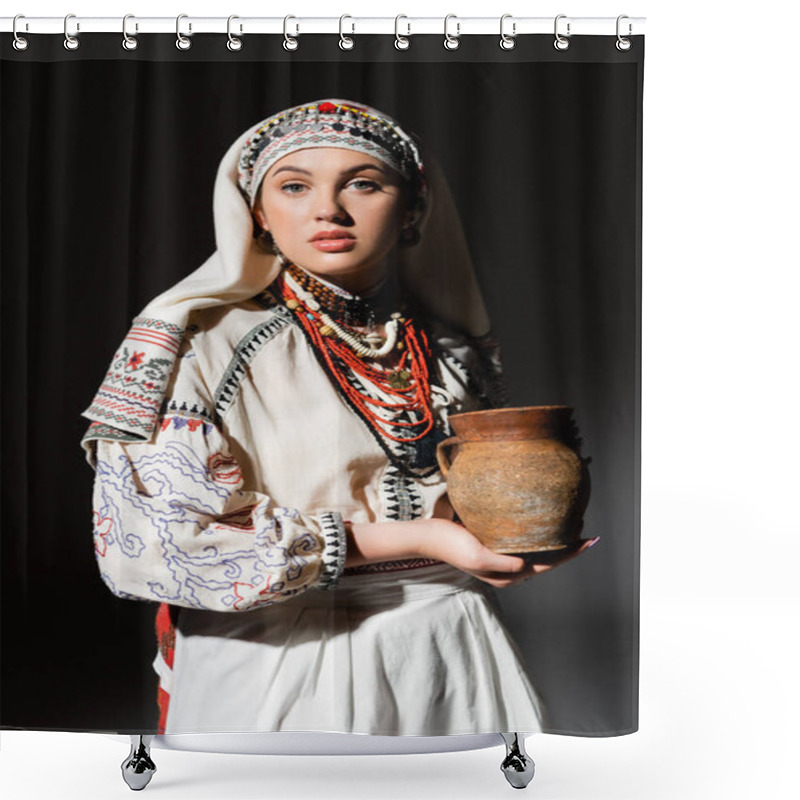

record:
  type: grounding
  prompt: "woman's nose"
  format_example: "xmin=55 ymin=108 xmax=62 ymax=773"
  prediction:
xmin=315 ymin=191 xmax=348 ymax=222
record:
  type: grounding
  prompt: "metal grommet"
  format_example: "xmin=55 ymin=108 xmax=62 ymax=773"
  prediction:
xmin=227 ymin=15 xmax=242 ymax=51
xmin=499 ymin=14 xmax=516 ymax=50
xmin=12 ymin=14 xmax=29 ymax=51
xmin=339 ymin=15 xmax=355 ymax=50
xmin=122 ymin=14 xmax=138 ymax=51
xmin=553 ymin=14 xmax=570 ymax=51
xmin=176 ymin=13 xmax=192 ymax=50
xmin=283 ymin=15 xmax=299 ymax=51
xmin=63 ymin=13 xmax=80 ymax=51
xmin=394 ymin=15 xmax=411 ymax=50
xmin=444 ymin=14 xmax=460 ymax=51
xmin=616 ymin=15 xmax=632 ymax=51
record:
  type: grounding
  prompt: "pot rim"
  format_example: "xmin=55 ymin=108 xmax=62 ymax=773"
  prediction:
xmin=449 ymin=404 xmax=574 ymax=423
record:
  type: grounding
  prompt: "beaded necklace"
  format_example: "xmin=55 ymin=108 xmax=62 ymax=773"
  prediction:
xmin=274 ymin=265 xmax=444 ymax=475
xmin=285 ymin=263 xmax=395 ymax=328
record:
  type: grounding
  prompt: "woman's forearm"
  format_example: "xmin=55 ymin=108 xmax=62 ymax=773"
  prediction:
xmin=345 ymin=516 xmax=524 ymax=573
xmin=344 ymin=519 xmax=428 ymax=567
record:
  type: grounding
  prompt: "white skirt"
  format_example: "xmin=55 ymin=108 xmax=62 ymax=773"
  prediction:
xmin=156 ymin=563 xmax=544 ymax=736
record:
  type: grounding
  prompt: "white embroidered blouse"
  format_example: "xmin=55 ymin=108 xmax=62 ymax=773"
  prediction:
xmin=91 ymin=291 xmax=492 ymax=613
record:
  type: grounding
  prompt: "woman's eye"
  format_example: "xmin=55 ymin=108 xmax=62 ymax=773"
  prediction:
xmin=280 ymin=182 xmax=307 ymax=194
xmin=349 ymin=179 xmax=380 ymax=191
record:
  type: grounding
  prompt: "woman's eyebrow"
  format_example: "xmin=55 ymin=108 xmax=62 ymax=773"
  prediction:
xmin=271 ymin=163 xmax=388 ymax=177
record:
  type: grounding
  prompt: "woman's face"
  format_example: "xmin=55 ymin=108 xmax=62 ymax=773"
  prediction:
xmin=254 ymin=147 xmax=411 ymax=292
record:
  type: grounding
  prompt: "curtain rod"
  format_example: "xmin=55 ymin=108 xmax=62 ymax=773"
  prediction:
xmin=2 ymin=16 xmax=646 ymax=36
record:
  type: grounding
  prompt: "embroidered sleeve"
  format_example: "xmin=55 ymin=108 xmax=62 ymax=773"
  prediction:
xmin=90 ymin=344 xmax=347 ymax=612
xmin=435 ymin=327 xmax=511 ymax=411
xmin=469 ymin=331 xmax=511 ymax=409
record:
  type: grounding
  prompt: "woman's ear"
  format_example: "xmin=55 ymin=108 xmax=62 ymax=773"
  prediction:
xmin=253 ymin=208 xmax=269 ymax=232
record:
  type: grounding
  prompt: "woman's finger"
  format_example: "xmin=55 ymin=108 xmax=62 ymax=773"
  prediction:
xmin=480 ymin=552 xmax=529 ymax=573
xmin=529 ymin=537 xmax=600 ymax=573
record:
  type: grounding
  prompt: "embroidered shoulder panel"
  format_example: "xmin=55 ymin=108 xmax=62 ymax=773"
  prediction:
xmin=83 ymin=316 xmax=184 ymax=440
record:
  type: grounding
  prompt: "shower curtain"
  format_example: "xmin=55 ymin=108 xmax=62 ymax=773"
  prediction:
xmin=1 ymin=27 xmax=643 ymax=740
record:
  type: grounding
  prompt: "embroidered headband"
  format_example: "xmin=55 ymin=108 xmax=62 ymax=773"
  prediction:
xmin=237 ymin=99 xmax=428 ymax=214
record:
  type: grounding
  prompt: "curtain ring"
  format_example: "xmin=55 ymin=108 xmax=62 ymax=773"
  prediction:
xmin=122 ymin=14 xmax=138 ymax=51
xmin=283 ymin=15 xmax=299 ymax=51
xmin=176 ymin=14 xmax=192 ymax=50
xmin=339 ymin=15 xmax=355 ymax=50
xmin=499 ymin=14 xmax=516 ymax=50
xmin=227 ymin=15 xmax=243 ymax=51
xmin=616 ymin=15 xmax=632 ymax=51
xmin=63 ymin=13 xmax=80 ymax=51
xmin=444 ymin=14 xmax=460 ymax=51
xmin=12 ymin=14 xmax=29 ymax=51
xmin=553 ymin=14 xmax=570 ymax=51
xmin=394 ymin=15 xmax=411 ymax=50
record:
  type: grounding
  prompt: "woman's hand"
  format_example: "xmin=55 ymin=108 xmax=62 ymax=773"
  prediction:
xmin=346 ymin=516 xmax=598 ymax=589
xmin=414 ymin=518 xmax=599 ymax=588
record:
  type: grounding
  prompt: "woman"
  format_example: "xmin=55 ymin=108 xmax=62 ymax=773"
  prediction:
xmin=83 ymin=99 xmax=594 ymax=736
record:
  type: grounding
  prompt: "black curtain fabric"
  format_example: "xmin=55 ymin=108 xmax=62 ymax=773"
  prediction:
xmin=1 ymin=34 xmax=643 ymax=734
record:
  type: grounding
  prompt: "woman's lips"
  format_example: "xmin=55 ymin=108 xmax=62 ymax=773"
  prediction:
xmin=310 ymin=238 xmax=357 ymax=252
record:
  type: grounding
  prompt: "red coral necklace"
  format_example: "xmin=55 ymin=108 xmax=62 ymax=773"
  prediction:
xmin=275 ymin=266 xmax=437 ymax=451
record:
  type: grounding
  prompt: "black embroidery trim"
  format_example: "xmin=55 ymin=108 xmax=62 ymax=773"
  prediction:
xmin=316 ymin=512 xmax=348 ymax=591
xmin=380 ymin=462 xmax=424 ymax=521
xmin=161 ymin=399 xmax=219 ymax=425
xmin=213 ymin=304 xmax=294 ymax=417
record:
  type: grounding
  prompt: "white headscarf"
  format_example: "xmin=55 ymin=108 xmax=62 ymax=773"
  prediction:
xmin=82 ymin=99 xmax=491 ymax=454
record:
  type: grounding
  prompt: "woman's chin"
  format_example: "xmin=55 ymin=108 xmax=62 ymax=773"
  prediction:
xmin=291 ymin=256 xmax=385 ymax=288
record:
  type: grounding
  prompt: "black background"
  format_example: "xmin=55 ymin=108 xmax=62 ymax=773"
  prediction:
xmin=1 ymin=34 xmax=642 ymax=735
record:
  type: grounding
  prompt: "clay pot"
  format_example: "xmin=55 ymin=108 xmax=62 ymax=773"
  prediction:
xmin=436 ymin=406 xmax=589 ymax=554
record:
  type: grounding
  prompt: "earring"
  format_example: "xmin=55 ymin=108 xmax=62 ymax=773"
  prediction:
xmin=256 ymin=228 xmax=274 ymax=251
xmin=400 ymin=224 xmax=420 ymax=247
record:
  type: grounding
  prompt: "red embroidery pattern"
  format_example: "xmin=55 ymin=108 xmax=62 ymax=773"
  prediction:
xmin=127 ymin=323 xmax=181 ymax=355
xmin=127 ymin=351 xmax=146 ymax=369
xmin=216 ymin=506 xmax=257 ymax=532
xmin=93 ymin=512 xmax=113 ymax=557
xmin=160 ymin=416 xmax=208 ymax=433
xmin=230 ymin=576 xmax=284 ymax=610
xmin=231 ymin=581 xmax=255 ymax=610
xmin=155 ymin=603 xmax=178 ymax=734
xmin=208 ymin=452 xmax=243 ymax=484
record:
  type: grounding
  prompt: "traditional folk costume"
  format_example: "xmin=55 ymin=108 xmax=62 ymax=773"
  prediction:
xmin=83 ymin=100 xmax=544 ymax=736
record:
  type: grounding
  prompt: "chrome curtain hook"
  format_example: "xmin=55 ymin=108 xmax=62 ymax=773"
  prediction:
xmin=63 ymin=13 xmax=80 ymax=51
xmin=444 ymin=14 xmax=460 ymax=51
xmin=122 ymin=14 xmax=138 ymax=51
xmin=339 ymin=15 xmax=355 ymax=50
xmin=283 ymin=15 xmax=299 ymax=51
xmin=616 ymin=14 xmax=632 ymax=51
xmin=227 ymin=15 xmax=243 ymax=51
xmin=394 ymin=15 xmax=411 ymax=50
xmin=176 ymin=14 xmax=192 ymax=50
xmin=500 ymin=14 xmax=516 ymax=50
xmin=554 ymin=14 xmax=570 ymax=51
xmin=12 ymin=14 xmax=29 ymax=51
